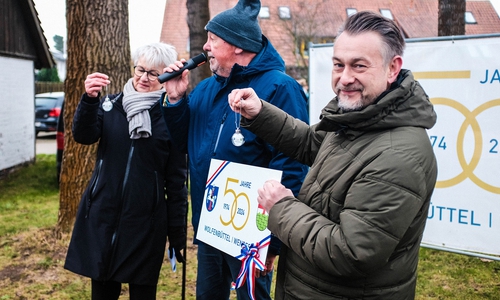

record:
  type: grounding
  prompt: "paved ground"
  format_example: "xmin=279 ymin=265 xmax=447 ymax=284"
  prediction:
xmin=36 ymin=132 xmax=57 ymax=155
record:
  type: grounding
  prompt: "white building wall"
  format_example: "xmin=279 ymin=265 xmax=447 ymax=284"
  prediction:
xmin=0 ymin=56 xmax=36 ymax=171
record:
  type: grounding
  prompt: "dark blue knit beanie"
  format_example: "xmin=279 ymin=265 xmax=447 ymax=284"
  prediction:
xmin=205 ymin=0 xmax=263 ymax=53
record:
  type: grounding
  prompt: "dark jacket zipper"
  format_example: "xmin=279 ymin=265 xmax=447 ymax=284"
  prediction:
xmin=106 ymin=141 xmax=135 ymax=279
xmin=150 ymin=170 xmax=160 ymax=230
xmin=213 ymin=112 xmax=228 ymax=156
xmin=85 ymin=159 xmax=103 ymax=218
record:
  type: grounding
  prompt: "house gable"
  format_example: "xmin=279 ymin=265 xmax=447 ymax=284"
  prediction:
xmin=0 ymin=0 xmax=54 ymax=177
xmin=0 ymin=0 xmax=54 ymax=69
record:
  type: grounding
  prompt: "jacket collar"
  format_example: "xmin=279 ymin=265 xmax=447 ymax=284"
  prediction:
xmin=214 ymin=35 xmax=285 ymax=87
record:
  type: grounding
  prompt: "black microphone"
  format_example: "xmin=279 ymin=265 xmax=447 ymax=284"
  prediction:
xmin=158 ymin=53 xmax=207 ymax=83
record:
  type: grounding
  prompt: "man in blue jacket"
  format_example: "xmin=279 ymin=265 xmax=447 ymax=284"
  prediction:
xmin=160 ymin=1 xmax=308 ymax=299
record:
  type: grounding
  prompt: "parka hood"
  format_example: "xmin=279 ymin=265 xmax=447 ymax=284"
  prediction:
xmin=227 ymin=35 xmax=286 ymax=80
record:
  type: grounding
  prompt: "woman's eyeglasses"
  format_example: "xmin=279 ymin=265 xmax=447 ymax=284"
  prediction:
xmin=134 ymin=66 xmax=160 ymax=82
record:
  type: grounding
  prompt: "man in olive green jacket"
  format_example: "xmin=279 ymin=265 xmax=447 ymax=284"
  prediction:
xmin=228 ymin=11 xmax=438 ymax=300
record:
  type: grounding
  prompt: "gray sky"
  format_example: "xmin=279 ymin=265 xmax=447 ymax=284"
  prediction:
xmin=490 ymin=0 xmax=500 ymax=15
xmin=34 ymin=0 xmax=167 ymax=52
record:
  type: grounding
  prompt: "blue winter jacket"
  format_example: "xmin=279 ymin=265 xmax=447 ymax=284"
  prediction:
xmin=161 ymin=36 xmax=309 ymax=254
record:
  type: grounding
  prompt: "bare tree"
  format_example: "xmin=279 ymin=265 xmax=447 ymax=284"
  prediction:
xmin=186 ymin=0 xmax=211 ymax=91
xmin=438 ymin=0 xmax=466 ymax=36
xmin=58 ymin=0 xmax=131 ymax=233
xmin=265 ymin=0 xmax=334 ymax=80
xmin=279 ymin=1 xmax=322 ymax=67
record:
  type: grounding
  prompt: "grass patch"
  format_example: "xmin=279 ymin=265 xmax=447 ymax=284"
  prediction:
xmin=417 ymin=247 xmax=500 ymax=299
xmin=0 ymin=154 xmax=59 ymax=237
xmin=0 ymin=154 xmax=499 ymax=299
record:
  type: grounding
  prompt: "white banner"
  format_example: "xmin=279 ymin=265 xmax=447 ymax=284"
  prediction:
xmin=309 ymin=35 xmax=500 ymax=256
xmin=196 ymin=159 xmax=282 ymax=258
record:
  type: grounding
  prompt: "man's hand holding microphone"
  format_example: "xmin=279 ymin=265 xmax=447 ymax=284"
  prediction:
xmin=160 ymin=53 xmax=207 ymax=104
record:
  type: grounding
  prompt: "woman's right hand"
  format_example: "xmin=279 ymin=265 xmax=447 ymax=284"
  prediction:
xmin=85 ymin=72 xmax=110 ymax=98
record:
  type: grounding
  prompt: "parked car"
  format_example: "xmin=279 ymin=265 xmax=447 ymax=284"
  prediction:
xmin=56 ymin=101 xmax=65 ymax=182
xmin=35 ymin=92 xmax=64 ymax=135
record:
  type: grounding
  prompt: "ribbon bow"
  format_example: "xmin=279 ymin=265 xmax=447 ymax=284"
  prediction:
xmin=234 ymin=235 xmax=271 ymax=300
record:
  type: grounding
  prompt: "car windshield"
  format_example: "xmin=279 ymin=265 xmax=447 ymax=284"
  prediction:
xmin=36 ymin=98 xmax=59 ymax=108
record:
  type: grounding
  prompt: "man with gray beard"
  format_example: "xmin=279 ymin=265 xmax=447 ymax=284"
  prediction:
xmin=227 ymin=11 xmax=438 ymax=299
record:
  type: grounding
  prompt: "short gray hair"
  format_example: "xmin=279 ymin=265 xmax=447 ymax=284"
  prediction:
xmin=132 ymin=42 xmax=178 ymax=69
xmin=338 ymin=11 xmax=405 ymax=66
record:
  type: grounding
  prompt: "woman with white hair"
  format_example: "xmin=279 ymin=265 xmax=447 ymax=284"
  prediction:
xmin=64 ymin=42 xmax=188 ymax=300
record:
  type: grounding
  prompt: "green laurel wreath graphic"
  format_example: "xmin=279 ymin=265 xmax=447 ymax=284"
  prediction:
xmin=256 ymin=212 xmax=268 ymax=231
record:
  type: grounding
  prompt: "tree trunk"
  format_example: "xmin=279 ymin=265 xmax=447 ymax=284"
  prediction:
xmin=186 ymin=0 xmax=211 ymax=90
xmin=438 ymin=0 xmax=466 ymax=36
xmin=57 ymin=0 xmax=131 ymax=233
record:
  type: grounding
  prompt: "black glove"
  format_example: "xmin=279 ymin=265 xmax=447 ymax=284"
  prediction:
xmin=168 ymin=226 xmax=186 ymax=263
xmin=169 ymin=246 xmax=185 ymax=264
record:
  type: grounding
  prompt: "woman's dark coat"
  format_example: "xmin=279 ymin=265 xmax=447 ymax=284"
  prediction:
xmin=64 ymin=93 xmax=188 ymax=285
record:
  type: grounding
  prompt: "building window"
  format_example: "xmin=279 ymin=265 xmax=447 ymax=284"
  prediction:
xmin=380 ymin=9 xmax=393 ymax=20
xmin=260 ymin=6 xmax=270 ymax=19
xmin=279 ymin=6 xmax=291 ymax=19
xmin=465 ymin=11 xmax=477 ymax=24
xmin=346 ymin=8 xmax=357 ymax=16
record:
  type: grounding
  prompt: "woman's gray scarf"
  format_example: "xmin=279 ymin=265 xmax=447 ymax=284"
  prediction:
xmin=122 ymin=78 xmax=163 ymax=139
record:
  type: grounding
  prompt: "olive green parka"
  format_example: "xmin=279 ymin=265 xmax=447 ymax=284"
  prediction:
xmin=243 ymin=70 xmax=438 ymax=299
